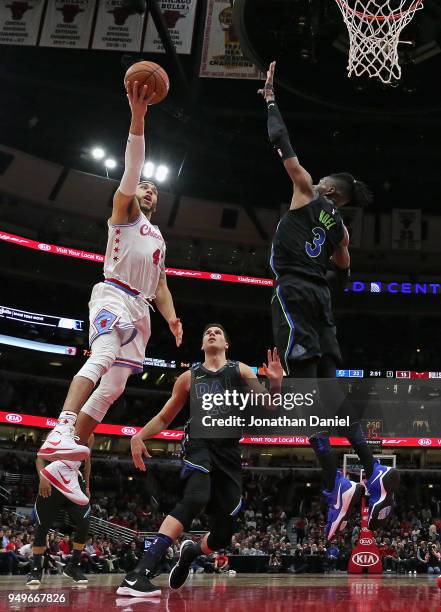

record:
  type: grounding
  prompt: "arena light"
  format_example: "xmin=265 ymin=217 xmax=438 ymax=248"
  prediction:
xmin=142 ymin=161 xmax=155 ymax=178
xmin=104 ymin=158 xmax=117 ymax=169
xmin=91 ymin=147 xmax=105 ymax=160
xmin=155 ymin=164 xmax=169 ymax=182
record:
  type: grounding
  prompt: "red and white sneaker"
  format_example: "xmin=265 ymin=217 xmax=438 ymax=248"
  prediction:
xmin=40 ymin=460 xmax=89 ymax=506
xmin=37 ymin=412 xmax=89 ymax=462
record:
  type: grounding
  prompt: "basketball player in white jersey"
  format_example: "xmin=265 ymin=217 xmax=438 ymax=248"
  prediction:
xmin=37 ymin=81 xmax=183 ymax=505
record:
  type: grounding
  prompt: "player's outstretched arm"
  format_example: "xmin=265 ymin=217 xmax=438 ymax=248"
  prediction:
xmin=153 ymin=265 xmax=183 ymax=347
xmin=130 ymin=371 xmax=190 ymax=470
xmin=110 ymin=81 xmax=155 ymax=225
xmin=258 ymin=62 xmax=314 ymax=208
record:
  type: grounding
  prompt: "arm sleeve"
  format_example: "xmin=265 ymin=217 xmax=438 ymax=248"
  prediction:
xmin=119 ymin=132 xmax=145 ymax=196
xmin=267 ymin=101 xmax=296 ymax=161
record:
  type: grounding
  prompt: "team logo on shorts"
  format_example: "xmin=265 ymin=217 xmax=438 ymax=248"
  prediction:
xmin=90 ymin=308 xmax=119 ymax=342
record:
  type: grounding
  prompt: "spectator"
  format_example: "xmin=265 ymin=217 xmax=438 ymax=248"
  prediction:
xmin=426 ymin=543 xmax=441 ymax=574
xmin=214 ymin=550 xmax=229 ymax=574
xmin=326 ymin=541 xmax=339 ymax=572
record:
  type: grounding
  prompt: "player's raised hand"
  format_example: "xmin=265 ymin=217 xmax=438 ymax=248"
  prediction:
xmin=126 ymin=80 xmax=156 ymax=118
xmin=131 ymin=434 xmax=151 ymax=471
xmin=257 ymin=61 xmax=276 ymax=102
xmin=169 ymin=317 xmax=183 ymax=347
xmin=261 ymin=347 xmax=283 ymax=383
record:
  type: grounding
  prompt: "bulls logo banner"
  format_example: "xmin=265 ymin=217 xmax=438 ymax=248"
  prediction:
xmin=40 ymin=0 xmax=96 ymax=49
xmin=92 ymin=0 xmax=145 ymax=51
xmin=392 ymin=208 xmax=421 ymax=251
xmin=200 ymin=0 xmax=261 ymax=79
xmin=0 ymin=0 xmax=45 ymax=46
xmin=144 ymin=0 xmax=197 ymax=55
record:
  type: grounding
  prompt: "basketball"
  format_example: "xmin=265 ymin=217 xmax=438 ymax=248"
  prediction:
xmin=124 ymin=61 xmax=169 ymax=105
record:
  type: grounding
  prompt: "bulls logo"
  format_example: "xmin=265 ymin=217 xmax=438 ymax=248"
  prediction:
xmin=6 ymin=413 xmax=22 ymax=423
xmin=121 ymin=427 xmax=137 ymax=436
xmin=352 ymin=552 xmax=379 ymax=567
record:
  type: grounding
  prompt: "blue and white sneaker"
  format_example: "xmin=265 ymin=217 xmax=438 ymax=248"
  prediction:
xmin=324 ymin=471 xmax=364 ymax=541
xmin=366 ymin=460 xmax=400 ymax=530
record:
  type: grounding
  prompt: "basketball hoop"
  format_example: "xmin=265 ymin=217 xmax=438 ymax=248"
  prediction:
xmin=334 ymin=0 xmax=424 ymax=84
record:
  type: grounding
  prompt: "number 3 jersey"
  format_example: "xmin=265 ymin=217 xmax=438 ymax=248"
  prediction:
xmin=103 ymin=213 xmax=165 ymax=300
xmin=270 ymin=195 xmax=344 ymax=284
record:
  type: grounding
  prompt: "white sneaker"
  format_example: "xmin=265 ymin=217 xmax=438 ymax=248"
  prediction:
xmin=40 ymin=460 xmax=89 ymax=505
xmin=38 ymin=413 xmax=89 ymax=461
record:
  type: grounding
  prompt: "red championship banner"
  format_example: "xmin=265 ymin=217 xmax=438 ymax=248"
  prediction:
xmin=144 ymin=0 xmax=197 ymax=54
xmin=39 ymin=0 xmax=96 ymax=49
xmin=200 ymin=0 xmax=262 ymax=79
xmin=0 ymin=0 xmax=45 ymax=46
xmin=92 ymin=0 xmax=145 ymax=51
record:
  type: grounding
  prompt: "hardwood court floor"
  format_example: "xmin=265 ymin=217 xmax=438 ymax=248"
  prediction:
xmin=1 ymin=573 xmax=441 ymax=612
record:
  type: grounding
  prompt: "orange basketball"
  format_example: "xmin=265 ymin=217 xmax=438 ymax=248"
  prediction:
xmin=124 ymin=61 xmax=169 ymax=105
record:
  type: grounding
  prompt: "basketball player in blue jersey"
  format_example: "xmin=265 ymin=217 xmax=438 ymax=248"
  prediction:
xmin=116 ymin=324 xmax=283 ymax=597
xmin=37 ymin=81 xmax=183 ymax=505
xmin=259 ymin=62 xmax=399 ymax=539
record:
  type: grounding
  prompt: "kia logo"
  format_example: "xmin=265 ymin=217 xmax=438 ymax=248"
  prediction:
xmin=121 ymin=427 xmax=137 ymax=435
xmin=352 ymin=552 xmax=379 ymax=567
xmin=359 ymin=538 xmax=374 ymax=546
xmin=38 ymin=243 xmax=51 ymax=251
xmin=418 ymin=438 xmax=432 ymax=446
xmin=46 ymin=419 xmax=57 ymax=427
xmin=6 ymin=413 xmax=23 ymax=423
xmin=210 ymin=273 xmax=222 ymax=280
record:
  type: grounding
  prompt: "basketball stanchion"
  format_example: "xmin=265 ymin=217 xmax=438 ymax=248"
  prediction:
xmin=344 ymin=453 xmax=396 ymax=574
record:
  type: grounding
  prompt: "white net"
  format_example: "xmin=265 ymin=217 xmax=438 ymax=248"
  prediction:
xmin=334 ymin=0 xmax=424 ymax=84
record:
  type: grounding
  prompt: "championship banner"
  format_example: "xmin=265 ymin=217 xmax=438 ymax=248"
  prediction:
xmin=92 ymin=0 xmax=145 ymax=51
xmin=144 ymin=0 xmax=197 ymax=55
xmin=0 ymin=0 xmax=45 ymax=47
xmin=200 ymin=0 xmax=261 ymax=79
xmin=39 ymin=0 xmax=96 ymax=49
xmin=392 ymin=208 xmax=421 ymax=250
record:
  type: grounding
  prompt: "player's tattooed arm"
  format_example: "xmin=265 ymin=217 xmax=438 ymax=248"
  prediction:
xmin=131 ymin=371 xmax=191 ymax=471
xmin=330 ymin=224 xmax=350 ymax=269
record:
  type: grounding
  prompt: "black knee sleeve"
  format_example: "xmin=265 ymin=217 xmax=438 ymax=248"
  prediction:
xmin=34 ymin=525 xmax=50 ymax=548
xmin=207 ymin=516 xmax=235 ymax=551
xmin=169 ymin=470 xmax=211 ymax=531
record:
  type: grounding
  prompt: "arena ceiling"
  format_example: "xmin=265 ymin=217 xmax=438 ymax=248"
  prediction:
xmin=0 ymin=0 xmax=440 ymax=213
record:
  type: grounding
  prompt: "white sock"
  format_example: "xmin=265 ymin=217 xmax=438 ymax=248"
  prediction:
xmin=57 ymin=411 xmax=77 ymax=426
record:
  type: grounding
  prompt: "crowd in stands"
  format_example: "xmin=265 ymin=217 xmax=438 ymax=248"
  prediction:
xmin=2 ymin=452 xmax=441 ymax=577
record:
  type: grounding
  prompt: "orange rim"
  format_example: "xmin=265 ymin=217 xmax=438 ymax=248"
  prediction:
xmin=335 ymin=0 xmax=423 ymax=22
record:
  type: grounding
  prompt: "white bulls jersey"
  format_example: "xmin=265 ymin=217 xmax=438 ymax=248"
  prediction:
xmin=103 ymin=213 xmax=165 ymax=300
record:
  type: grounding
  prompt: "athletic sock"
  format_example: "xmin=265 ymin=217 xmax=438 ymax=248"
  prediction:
xmin=57 ymin=411 xmax=77 ymax=426
xmin=71 ymin=549 xmax=82 ymax=565
xmin=309 ymin=434 xmax=337 ymax=491
xmin=31 ymin=554 xmax=43 ymax=571
xmin=347 ymin=422 xmax=375 ymax=479
xmin=135 ymin=533 xmax=173 ymax=575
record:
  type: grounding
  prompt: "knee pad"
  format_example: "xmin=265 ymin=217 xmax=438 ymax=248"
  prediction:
xmin=169 ymin=471 xmax=211 ymax=531
xmin=81 ymin=366 xmax=130 ymax=423
xmin=75 ymin=332 xmax=120 ymax=385
xmin=207 ymin=518 xmax=235 ymax=551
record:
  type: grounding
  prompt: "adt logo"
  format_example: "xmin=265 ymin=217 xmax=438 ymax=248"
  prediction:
xmin=38 ymin=243 xmax=51 ymax=251
xmin=121 ymin=427 xmax=137 ymax=436
xmin=418 ymin=438 xmax=432 ymax=446
xmin=6 ymin=413 xmax=22 ymax=423
xmin=352 ymin=552 xmax=379 ymax=567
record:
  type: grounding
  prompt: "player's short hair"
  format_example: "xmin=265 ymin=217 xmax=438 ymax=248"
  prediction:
xmin=329 ymin=173 xmax=373 ymax=207
xmin=202 ymin=323 xmax=229 ymax=344
xmin=138 ymin=180 xmax=158 ymax=193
